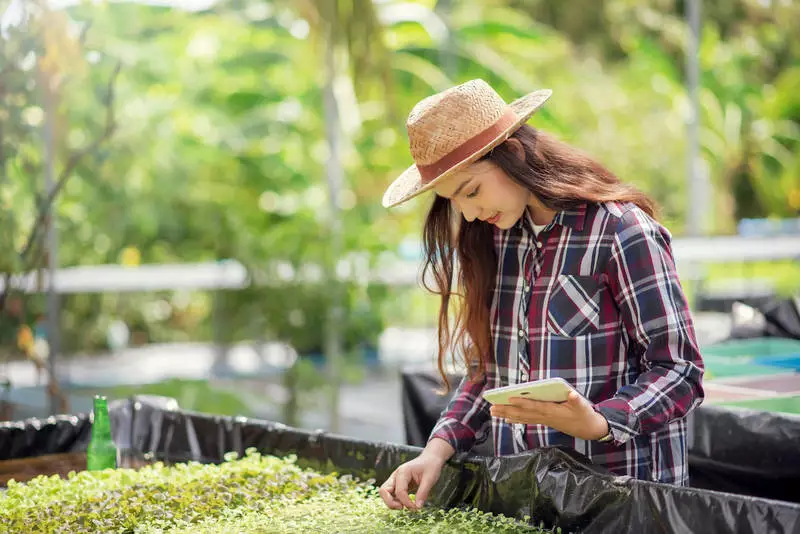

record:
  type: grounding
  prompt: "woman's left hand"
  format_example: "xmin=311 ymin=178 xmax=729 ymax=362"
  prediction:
xmin=490 ymin=391 xmax=610 ymax=441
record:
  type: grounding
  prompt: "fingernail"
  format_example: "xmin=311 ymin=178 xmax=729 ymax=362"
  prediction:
xmin=417 ymin=501 xmax=424 ymax=509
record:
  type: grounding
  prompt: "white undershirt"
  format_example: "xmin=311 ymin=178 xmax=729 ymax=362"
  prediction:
xmin=525 ymin=207 xmax=548 ymax=236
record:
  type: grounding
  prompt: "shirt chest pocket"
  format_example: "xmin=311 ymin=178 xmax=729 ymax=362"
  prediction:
xmin=545 ymin=275 xmax=605 ymax=338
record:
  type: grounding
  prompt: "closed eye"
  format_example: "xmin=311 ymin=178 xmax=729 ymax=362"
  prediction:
xmin=466 ymin=186 xmax=480 ymax=199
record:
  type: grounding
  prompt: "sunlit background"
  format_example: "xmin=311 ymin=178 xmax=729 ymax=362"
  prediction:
xmin=2 ymin=0 xmax=799 ymax=443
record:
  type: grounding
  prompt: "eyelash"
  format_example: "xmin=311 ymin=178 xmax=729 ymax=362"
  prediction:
xmin=466 ymin=186 xmax=480 ymax=199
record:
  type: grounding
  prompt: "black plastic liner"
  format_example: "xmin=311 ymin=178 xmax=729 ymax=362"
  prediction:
xmin=401 ymin=370 xmax=800 ymax=505
xmin=0 ymin=394 xmax=173 ymax=462
xmin=0 ymin=413 xmax=91 ymax=461
xmin=727 ymin=295 xmax=800 ymax=340
xmin=689 ymin=404 xmax=800 ymax=503
xmin=2 ymin=395 xmax=800 ymax=534
xmin=401 ymin=370 xmax=465 ymax=452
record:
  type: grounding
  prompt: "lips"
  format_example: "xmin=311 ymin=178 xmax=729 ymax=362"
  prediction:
xmin=486 ymin=213 xmax=501 ymax=224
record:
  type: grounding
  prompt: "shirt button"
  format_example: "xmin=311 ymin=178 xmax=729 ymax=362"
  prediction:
xmin=518 ymin=328 xmax=525 ymax=338
xmin=535 ymin=240 xmax=542 ymax=248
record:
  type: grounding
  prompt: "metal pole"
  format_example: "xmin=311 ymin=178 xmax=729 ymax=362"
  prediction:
xmin=43 ymin=73 xmax=61 ymax=414
xmin=436 ymin=0 xmax=455 ymax=79
xmin=686 ymin=0 xmax=703 ymax=236
xmin=323 ymin=22 xmax=344 ymax=434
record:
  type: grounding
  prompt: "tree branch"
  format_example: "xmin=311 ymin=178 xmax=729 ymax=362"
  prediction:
xmin=0 ymin=273 xmax=11 ymax=312
xmin=78 ymin=20 xmax=93 ymax=47
xmin=20 ymin=61 xmax=120 ymax=266
xmin=0 ymin=61 xmax=121 ymax=313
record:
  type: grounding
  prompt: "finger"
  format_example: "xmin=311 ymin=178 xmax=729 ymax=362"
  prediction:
xmin=509 ymin=397 xmax=547 ymax=411
xmin=508 ymin=396 xmax=528 ymax=407
xmin=414 ymin=469 xmax=440 ymax=510
xmin=508 ymin=398 xmax=550 ymax=418
xmin=379 ymin=477 xmax=403 ymax=510
xmin=379 ymin=476 xmax=403 ymax=510
xmin=496 ymin=405 xmax=520 ymax=420
xmin=492 ymin=405 xmax=520 ymax=418
xmin=500 ymin=410 xmax=531 ymax=425
xmin=566 ymin=390 xmax=589 ymax=410
xmin=394 ymin=469 xmax=416 ymax=510
xmin=379 ymin=487 xmax=403 ymax=510
xmin=503 ymin=401 xmax=552 ymax=426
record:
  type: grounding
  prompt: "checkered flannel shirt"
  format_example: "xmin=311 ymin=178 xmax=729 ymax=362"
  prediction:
xmin=430 ymin=201 xmax=705 ymax=485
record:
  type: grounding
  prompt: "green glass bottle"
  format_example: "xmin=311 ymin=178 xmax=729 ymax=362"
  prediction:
xmin=86 ymin=395 xmax=117 ymax=471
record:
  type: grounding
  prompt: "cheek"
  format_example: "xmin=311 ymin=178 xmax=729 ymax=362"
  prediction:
xmin=484 ymin=187 xmax=511 ymax=208
xmin=498 ymin=185 xmax=527 ymax=212
xmin=496 ymin=188 xmax=528 ymax=226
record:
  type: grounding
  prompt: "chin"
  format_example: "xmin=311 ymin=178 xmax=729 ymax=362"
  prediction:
xmin=496 ymin=210 xmax=523 ymax=229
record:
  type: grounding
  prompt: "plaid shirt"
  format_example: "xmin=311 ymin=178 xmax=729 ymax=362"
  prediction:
xmin=430 ymin=201 xmax=705 ymax=485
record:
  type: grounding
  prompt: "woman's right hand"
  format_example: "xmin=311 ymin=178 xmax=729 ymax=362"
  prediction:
xmin=379 ymin=438 xmax=455 ymax=511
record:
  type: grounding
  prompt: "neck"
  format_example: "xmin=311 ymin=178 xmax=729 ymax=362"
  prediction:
xmin=526 ymin=194 xmax=556 ymax=226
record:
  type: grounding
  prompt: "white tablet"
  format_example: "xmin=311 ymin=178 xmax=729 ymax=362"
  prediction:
xmin=481 ymin=377 xmax=579 ymax=405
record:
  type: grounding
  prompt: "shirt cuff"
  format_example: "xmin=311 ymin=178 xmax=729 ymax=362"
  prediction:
xmin=428 ymin=417 xmax=479 ymax=454
xmin=593 ymin=399 xmax=640 ymax=445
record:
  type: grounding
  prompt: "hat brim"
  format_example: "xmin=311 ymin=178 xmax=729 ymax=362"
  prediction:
xmin=382 ymin=89 xmax=552 ymax=208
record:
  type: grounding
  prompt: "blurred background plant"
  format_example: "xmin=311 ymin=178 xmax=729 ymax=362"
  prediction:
xmin=1 ymin=0 xmax=798 ymax=426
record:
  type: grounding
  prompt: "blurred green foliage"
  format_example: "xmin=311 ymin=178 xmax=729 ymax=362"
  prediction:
xmin=71 ymin=378 xmax=255 ymax=416
xmin=1 ymin=0 xmax=799 ymax=359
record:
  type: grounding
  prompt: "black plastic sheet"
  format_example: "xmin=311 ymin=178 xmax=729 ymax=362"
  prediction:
xmin=689 ymin=404 xmax=800 ymax=503
xmin=728 ymin=295 xmax=800 ymax=340
xmin=2 ymin=395 xmax=800 ymax=533
xmin=0 ymin=395 xmax=167 ymax=462
xmin=401 ymin=369 xmax=800 ymax=505
xmin=400 ymin=370 xmax=497 ymax=456
xmin=0 ymin=413 xmax=91 ymax=461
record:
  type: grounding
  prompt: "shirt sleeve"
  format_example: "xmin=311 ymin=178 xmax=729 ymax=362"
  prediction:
xmin=428 ymin=372 xmax=493 ymax=453
xmin=594 ymin=208 xmax=705 ymax=444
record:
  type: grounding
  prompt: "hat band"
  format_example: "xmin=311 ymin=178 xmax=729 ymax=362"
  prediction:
xmin=417 ymin=107 xmax=518 ymax=184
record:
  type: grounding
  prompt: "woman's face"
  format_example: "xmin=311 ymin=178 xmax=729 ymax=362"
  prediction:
xmin=433 ymin=158 xmax=531 ymax=229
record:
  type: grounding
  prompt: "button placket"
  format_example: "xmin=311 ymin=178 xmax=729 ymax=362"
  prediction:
xmin=518 ymin=271 xmax=531 ymax=446
xmin=518 ymin=251 xmax=532 ymax=383
xmin=513 ymin=231 xmax=535 ymax=447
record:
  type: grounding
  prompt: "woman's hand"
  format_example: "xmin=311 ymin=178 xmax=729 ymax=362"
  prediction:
xmin=379 ymin=438 xmax=454 ymax=511
xmin=490 ymin=391 xmax=610 ymax=441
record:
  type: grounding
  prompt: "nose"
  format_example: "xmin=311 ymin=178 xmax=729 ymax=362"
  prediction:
xmin=453 ymin=198 xmax=479 ymax=222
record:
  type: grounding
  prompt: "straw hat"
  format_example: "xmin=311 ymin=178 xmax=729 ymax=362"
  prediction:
xmin=382 ymin=79 xmax=552 ymax=208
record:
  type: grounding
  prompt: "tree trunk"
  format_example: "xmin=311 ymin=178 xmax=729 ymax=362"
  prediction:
xmin=321 ymin=13 xmax=345 ymax=434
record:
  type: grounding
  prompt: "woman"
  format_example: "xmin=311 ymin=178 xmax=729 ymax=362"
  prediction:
xmin=379 ymin=79 xmax=705 ymax=511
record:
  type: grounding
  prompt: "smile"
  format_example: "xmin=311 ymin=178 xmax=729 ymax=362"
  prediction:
xmin=486 ymin=213 xmax=501 ymax=224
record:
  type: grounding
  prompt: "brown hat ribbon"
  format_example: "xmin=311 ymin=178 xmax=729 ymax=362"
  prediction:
xmin=416 ymin=107 xmax=518 ymax=184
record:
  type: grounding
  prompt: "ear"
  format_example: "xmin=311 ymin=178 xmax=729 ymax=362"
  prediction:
xmin=504 ymin=137 xmax=525 ymax=161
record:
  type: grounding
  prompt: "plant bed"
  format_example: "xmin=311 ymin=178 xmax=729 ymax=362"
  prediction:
xmin=6 ymin=397 xmax=800 ymax=534
xmin=0 ymin=452 xmax=87 ymax=487
xmin=0 ymin=450 xmax=161 ymax=488
xmin=0 ymin=449 xmax=555 ymax=534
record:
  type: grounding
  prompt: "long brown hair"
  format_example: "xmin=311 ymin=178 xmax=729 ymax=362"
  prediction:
xmin=422 ymin=125 xmax=657 ymax=392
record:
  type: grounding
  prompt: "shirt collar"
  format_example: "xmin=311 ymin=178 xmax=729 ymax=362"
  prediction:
xmin=551 ymin=202 xmax=588 ymax=232
xmin=517 ymin=202 xmax=588 ymax=234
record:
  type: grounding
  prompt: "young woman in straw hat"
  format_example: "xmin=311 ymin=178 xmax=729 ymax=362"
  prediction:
xmin=379 ymin=79 xmax=705 ymax=511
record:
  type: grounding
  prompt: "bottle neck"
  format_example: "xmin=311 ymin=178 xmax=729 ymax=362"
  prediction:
xmin=91 ymin=398 xmax=112 ymax=439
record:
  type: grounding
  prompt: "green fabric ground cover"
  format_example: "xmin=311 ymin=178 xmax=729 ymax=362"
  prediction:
xmin=718 ymin=395 xmax=800 ymax=415
xmin=0 ymin=450 xmax=555 ymax=534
